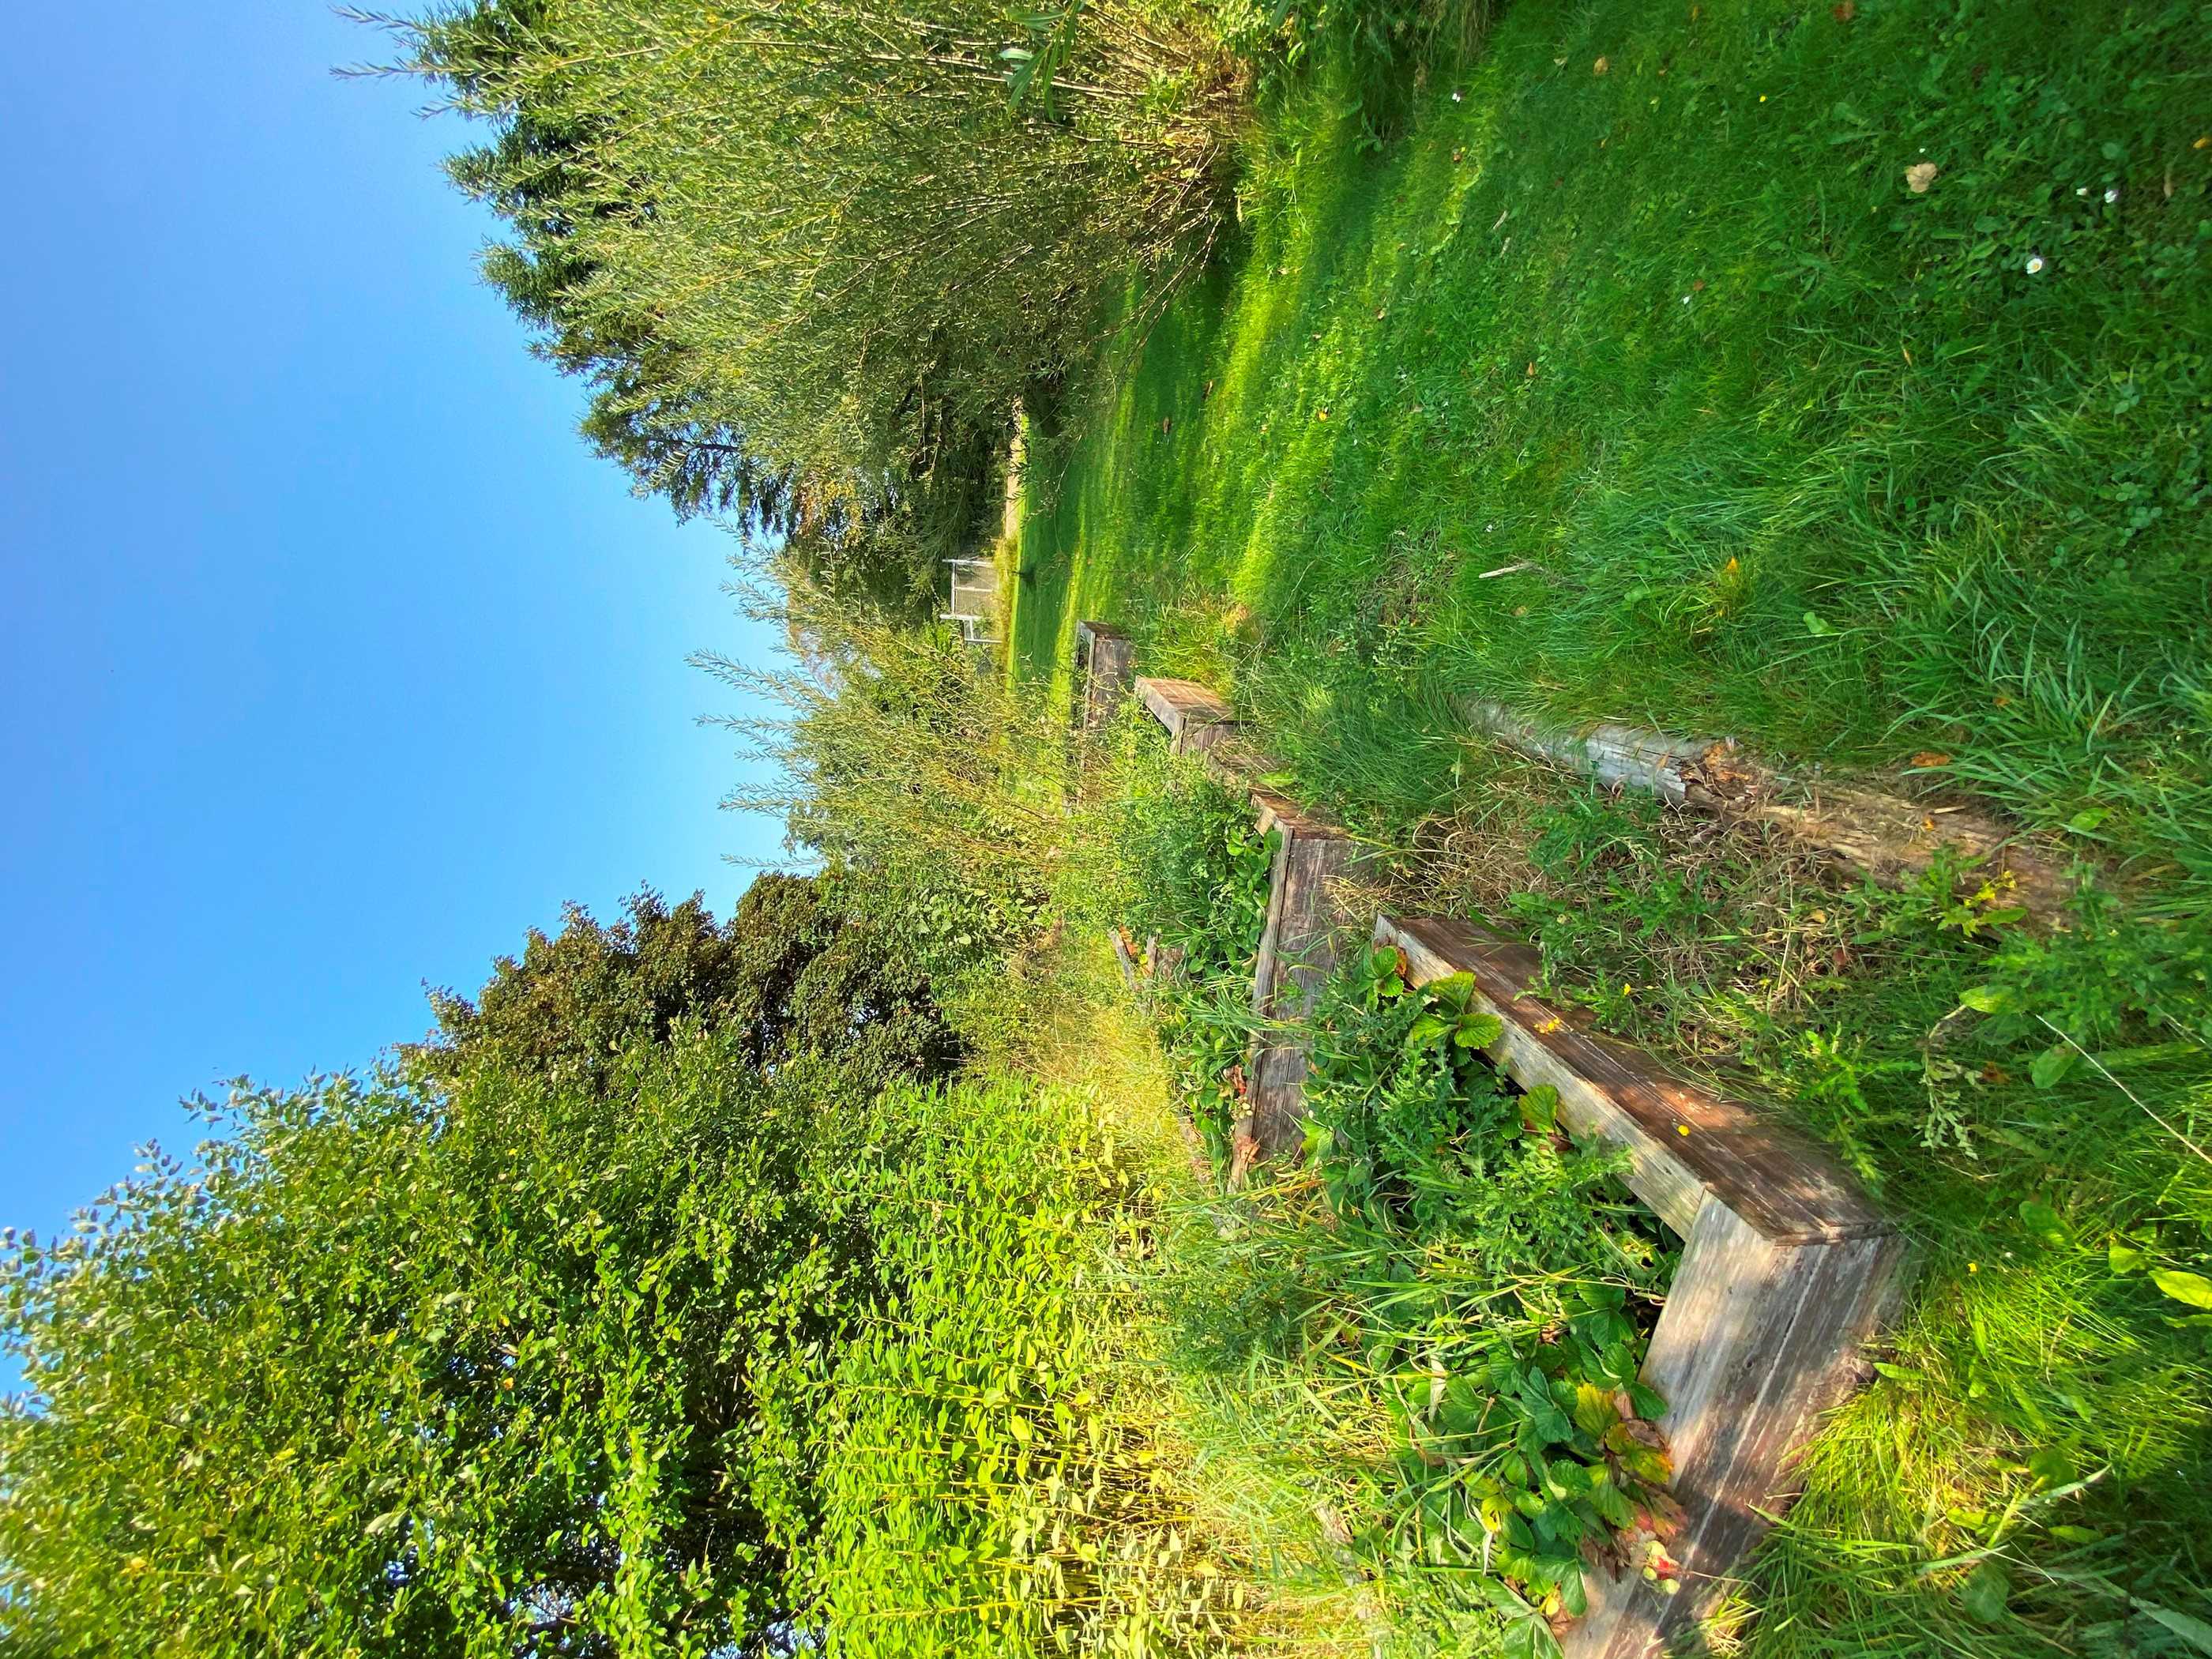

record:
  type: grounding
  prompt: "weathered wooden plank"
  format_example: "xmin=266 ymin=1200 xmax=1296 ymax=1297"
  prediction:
xmin=1461 ymin=699 xmax=1720 ymax=807
xmin=1576 ymin=1208 xmax=1910 ymax=1657
xmin=1120 ymin=672 xmax=1360 ymax=1180
xmin=1375 ymin=911 xmax=1909 ymax=1657
xmin=1135 ymin=675 xmax=1240 ymax=755
xmin=1266 ymin=831 xmax=1360 ymax=1024
xmin=1074 ymin=620 xmax=1134 ymax=733
xmin=1235 ymin=1042 xmax=1311 ymax=1181
xmin=1755 ymin=783 xmax=2075 ymax=923
xmin=1375 ymin=914 xmax=1887 ymax=1244
xmin=1456 ymin=695 xmax=2075 ymax=926
xmin=1235 ymin=801 xmax=1361 ymax=1181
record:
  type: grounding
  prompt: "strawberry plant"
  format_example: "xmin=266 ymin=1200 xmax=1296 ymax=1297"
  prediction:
xmin=1298 ymin=949 xmax=1682 ymax=1648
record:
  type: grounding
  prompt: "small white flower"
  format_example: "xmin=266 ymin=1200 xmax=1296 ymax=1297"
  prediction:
xmin=1452 ymin=89 xmax=1465 ymax=102
xmin=2076 ymin=186 xmax=2090 ymax=197
xmin=2105 ymin=186 xmax=2121 ymax=204
xmin=2025 ymin=252 xmax=2047 ymax=274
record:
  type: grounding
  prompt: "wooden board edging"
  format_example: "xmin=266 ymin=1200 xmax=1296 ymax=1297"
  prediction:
xmin=1074 ymin=620 xmax=1134 ymax=734
xmin=1134 ymin=675 xmax=1241 ymax=756
xmin=1374 ymin=911 xmax=1912 ymax=1657
xmin=1236 ymin=803 xmax=1360 ymax=1181
xmin=1456 ymin=695 xmax=2075 ymax=926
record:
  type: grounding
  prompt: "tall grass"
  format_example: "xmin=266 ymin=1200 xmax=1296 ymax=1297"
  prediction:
xmin=1009 ymin=2 xmax=2212 ymax=1648
xmin=1015 ymin=0 xmax=2212 ymax=920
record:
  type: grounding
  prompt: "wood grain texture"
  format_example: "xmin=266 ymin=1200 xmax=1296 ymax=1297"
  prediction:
xmin=1074 ymin=621 xmax=1134 ymax=733
xmin=1375 ymin=915 xmax=1887 ymax=1243
xmin=1266 ymin=832 xmax=1359 ymax=1025
xmin=1233 ymin=1042 xmax=1312 ymax=1182
xmin=1460 ymin=699 xmax=1717 ymax=807
xmin=1134 ymin=675 xmax=1240 ymax=754
xmin=1236 ymin=802 xmax=1361 ymax=1178
xmin=1375 ymin=912 xmax=1909 ymax=1657
xmin=1575 ymin=1209 xmax=1910 ymax=1657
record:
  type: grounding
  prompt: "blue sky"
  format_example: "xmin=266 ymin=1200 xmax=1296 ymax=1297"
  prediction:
xmin=0 ymin=6 xmax=784 ymax=1262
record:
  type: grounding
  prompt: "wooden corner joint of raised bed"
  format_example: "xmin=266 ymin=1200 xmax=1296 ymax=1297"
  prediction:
xmin=1133 ymin=675 xmax=1243 ymax=757
xmin=1372 ymin=912 xmax=1914 ymax=1659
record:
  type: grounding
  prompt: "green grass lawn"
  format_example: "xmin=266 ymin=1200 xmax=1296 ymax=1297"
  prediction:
xmin=1018 ymin=0 xmax=2211 ymax=916
xmin=1015 ymin=2 xmax=2212 ymax=1653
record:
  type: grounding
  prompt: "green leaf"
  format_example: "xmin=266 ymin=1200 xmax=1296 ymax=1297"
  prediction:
xmin=1527 ymin=1396 xmax=1573 ymax=1446
xmin=1518 ymin=1083 xmax=1560 ymax=1134
xmin=2108 ymin=1240 xmax=2146 ymax=1275
xmin=1803 ymin=611 xmax=1834 ymax=637
xmin=1559 ymin=1568 xmax=1589 ymax=1619
xmin=2029 ymin=1045 xmax=2079 ymax=1089
xmin=2065 ymin=807 xmax=2110 ymax=834
xmin=2026 ymin=1446 xmax=2075 ymax=1488
xmin=1958 ymin=985 xmax=2019 ymax=1014
xmin=1454 ymin=1011 xmax=1505 ymax=1050
xmin=2135 ymin=1599 xmax=2212 ymax=1656
xmin=1503 ymin=1614 xmax=1565 ymax=1659
xmin=1589 ymin=1477 xmax=1635 ymax=1529
xmin=2018 ymin=1199 xmax=2067 ymax=1247
xmin=1958 ymin=1559 xmax=2011 ymax=1623
xmin=2151 ymin=1270 xmax=2212 ymax=1310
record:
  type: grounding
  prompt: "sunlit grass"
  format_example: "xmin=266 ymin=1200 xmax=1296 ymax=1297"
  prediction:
xmin=1010 ymin=0 xmax=2212 ymax=1650
xmin=1018 ymin=0 xmax=2212 ymax=915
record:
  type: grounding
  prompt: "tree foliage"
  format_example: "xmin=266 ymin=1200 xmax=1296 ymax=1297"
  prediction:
xmin=422 ymin=881 xmax=961 ymax=1094
xmin=0 ymin=882 xmax=976 ymax=1656
xmin=700 ymin=593 xmax=1070 ymax=984
xmin=355 ymin=0 xmax=1244 ymax=589
xmin=0 ymin=1042 xmax=846 ymax=1657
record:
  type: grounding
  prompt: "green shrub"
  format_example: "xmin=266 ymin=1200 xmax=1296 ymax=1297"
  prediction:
xmin=1141 ymin=949 xmax=1678 ymax=1657
xmin=1081 ymin=722 xmax=1278 ymax=1167
xmin=790 ymin=1078 xmax=1245 ymax=1656
xmin=1300 ymin=950 xmax=1677 ymax=1638
xmin=0 ymin=1036 xmax=850 ymax=1657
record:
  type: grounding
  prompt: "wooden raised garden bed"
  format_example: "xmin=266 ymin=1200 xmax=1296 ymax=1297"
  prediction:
xmin=1090 ymin=632 xmax=1911 ymax=1653
xmin=1375 ymin=914 xmax=1910 ymax=1659
xmin=1122 ymin=670 xmax=1367 ymax=1181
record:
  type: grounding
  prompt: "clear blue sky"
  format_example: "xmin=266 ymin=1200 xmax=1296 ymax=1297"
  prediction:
xmin=0 ymin=6 xmax=784 ymax=1260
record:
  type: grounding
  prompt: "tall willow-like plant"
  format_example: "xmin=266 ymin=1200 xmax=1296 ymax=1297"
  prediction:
xmin=699 ymin=577 xmax=1074 ymax=916
xmin=369 ymin=0 xmax=1244 ymax=514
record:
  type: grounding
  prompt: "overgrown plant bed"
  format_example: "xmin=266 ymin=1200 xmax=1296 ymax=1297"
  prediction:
xmin=1092 ymin=714 xmax=1279 ymax=1172
xmin=1300 ymin=946 xmax=1685 ymax=1649
xmin=1086 ymin=653 xmax=1908 ymax=1654
xmin=1374 ymin=912 xmax=1909 ymax=1657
